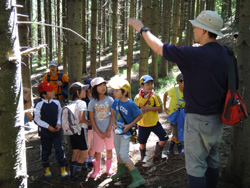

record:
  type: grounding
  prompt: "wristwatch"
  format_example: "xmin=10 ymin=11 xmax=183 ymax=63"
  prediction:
xmin=140 ymin=26 xmax=149 ymax=35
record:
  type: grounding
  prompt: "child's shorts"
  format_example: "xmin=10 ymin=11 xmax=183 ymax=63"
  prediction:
xmin=138 ymin=121 xmax=169 ymax=144
xmin=70 ymin=128 xmax=88 ymax=150
xmin=92 ymin=130 xmax=114 ymax=153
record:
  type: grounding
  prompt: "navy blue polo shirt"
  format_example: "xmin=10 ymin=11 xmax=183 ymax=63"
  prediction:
xmin=163 ymin=42 xmax=238 ymax=115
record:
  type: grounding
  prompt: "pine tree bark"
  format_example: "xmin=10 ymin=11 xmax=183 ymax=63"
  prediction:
xmin=112 ymin=0 xmax=118 ymax=75
xmin=57 ymin=0 xmax=62 ymax=65
xmin=0 ymin=1 xmax=21 ymax=187
xmin=67 ymin=0 xmax=83 ymax=83
xmin=160 ymin=0 xmax=172 ymax=76
xmin=223 ymin=0 xmax=250 ymax=186
xmin=151 ymin=0 xmax=160 ymax=84
xmin=82 ymin=0 xmax=87 ymax=73
xmin=90 ymin=0 xmax=97 ymax=78
xmin=127 ymin=0 xmax=134 ymax=87
xmin=120 ymin=0 xmax=125 ymax=57
xmin=139 ymin=0 xmax=151 ymax=78
xmin=62 ymin=0 xmax=68 ymax=73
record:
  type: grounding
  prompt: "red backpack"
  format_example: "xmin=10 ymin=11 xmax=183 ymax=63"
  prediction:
xmin=221 ymin=48 xmax=248 ymax=125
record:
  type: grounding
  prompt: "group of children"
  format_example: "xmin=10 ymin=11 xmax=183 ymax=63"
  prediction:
xmin=34 ymin=73 xmax=185 ymax=187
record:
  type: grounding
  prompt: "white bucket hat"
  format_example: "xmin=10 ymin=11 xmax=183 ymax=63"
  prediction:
xmin=189 ymin=10 xmax=224 ymax=37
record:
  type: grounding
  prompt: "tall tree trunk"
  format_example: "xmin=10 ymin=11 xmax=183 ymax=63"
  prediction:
xmin=178 ymin=0 xmax=184 ymax=46
xmin=151 ymin=0 xmax=160 ymax=84
xmin=102 ymin=1 xmax=106 ymax=54
xmin=127 ymin=0 xmax=134 ymax=89
xmin=223 ymin=0 xmax=250 ymax=187
xmin=112 ymin=0 xmax=118 ymax=75
xmin=172 ymin=0 xmax=180 ymax=46
xmin=0 ymin=1 xmax=22 ymax=187
xmin=139 ymin=0 xmax=151 ymax=78
xmin=106 ymin=1 xmax=110 ymax=47
xmin=18 ymin=0 xmax=31 ymax=89
xmin=97 ymin=0 xmax=102 ymax=68
xmin=57 ymin=0 xmax=62 ymax=65
xmin=120 ymin=0 xmax=125 ymax=56
xmin=160 ymin=0 xmax=171 ymax=76
xmin=62 ymin=0 xmax=68 ymax=73
xmin=37 ymin=0 xmax=42 ymax=66
xmin=67 ymin=0 xmax=83 ymax=83
xmin=235 ymin=0 xmax=240 ymax=25
xmin=90 ymin=0 xmax=97 ymax=78
xmin=44 ymin=0 xmax=50 ymax=65
xmin=82 ymin=0 xmax=87 ymax=73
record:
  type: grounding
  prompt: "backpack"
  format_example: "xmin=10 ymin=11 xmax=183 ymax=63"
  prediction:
xmin=47 ymin=72 xmax=68 ymax=99
xmin=61 ymin=101 xmax=81 ymax=135
xmin=221 ymin=48 xmax=248 ymax=125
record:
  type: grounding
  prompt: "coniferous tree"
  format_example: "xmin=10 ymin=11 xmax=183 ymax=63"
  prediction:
xmin=112 ymin=0 xmax=118 ymax=75
xmin=90 ymin=0 xmax=97 ymax=78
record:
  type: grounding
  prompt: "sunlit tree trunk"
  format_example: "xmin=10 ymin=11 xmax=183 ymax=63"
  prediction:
xmin=82 ymin=0 xmax=87 ymax=74
xmin=90 ymin=0 xmax=97 ymax=78
xmin=67 ymin=0 xmax=83 ymax=83
xmin=120 ymin=0 xmax=125 ymax=56
xmin=139 ymin=0 xmax=151 ymax=78
xmin=0 ymin=1 xmax=21 ymax=187
xmin=57 ymin=0 xmax=62 ymax=65
xmin=223 ymin=0 xmax=250 ymax=187
xmin=160 ymin=0 xmax=172 ymax=76
xmin=62 ymin=0 xmax=68 ymax=73
xmin=127 ymin=0 xmax=134 ymax=89
xmin=151 ymin=0 xmax=160 ymax=84
xmin=112 ymin=0 xmax=118 ymax=75
xmin=97 ymin=0 xmax=102 ymax=68
xmin=37 ymin=0 xmax=42 ymax=66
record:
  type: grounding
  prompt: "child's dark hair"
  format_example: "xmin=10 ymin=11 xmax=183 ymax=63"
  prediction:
xmin=92 ymin=83 xmax=107 ymax=100
xmin=121 ymin=89 xmax=129 ymax=97
xmin=40 ymin=91 xmax=47 ymax=98
xmin=70 ymin=85 xmax=82 ymax=100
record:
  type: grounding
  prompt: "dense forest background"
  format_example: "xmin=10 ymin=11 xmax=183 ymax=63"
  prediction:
xmin=1 ymin=0 xmax=250 ymax=187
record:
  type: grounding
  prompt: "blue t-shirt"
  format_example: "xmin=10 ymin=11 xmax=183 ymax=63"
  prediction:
xmin=111 ymin=99 xmax=141 ymax=136
xmin=163 ymin=42 xmax=238 ymax=115
xmin=88 ymin=96 xmax=114 ymax=133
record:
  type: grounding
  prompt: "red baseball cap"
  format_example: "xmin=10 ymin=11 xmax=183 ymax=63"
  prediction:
xmin=37 ymin=81 xmax=56 ymax=93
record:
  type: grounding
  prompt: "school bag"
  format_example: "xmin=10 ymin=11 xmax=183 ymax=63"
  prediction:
xmin=47 ymin=72 xmax=68 ymax=99
xmin=61 ymin=101 xmax=81 ymax=135
xmin=221 ymin=48 xmax=248 ymax=125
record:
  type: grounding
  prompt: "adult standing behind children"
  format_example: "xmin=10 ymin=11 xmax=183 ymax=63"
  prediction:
xmin=43 ymin=60 xmax=69 ymax=105
xmin=128 ymin=10 xmax=239 ymax=188
xmin=34 ymin=81 xmax=68 ymax=178
xmin=88 ymin=77 xmax=114 ymax=178
xmin=109 ymin=77 xmax=146 ymax=188
xmin=163 ymin=73 xmax=185 ymax=155
xmin=134 ymin=75 xmax=169 ymax=164
xmin=68 ymin=82 xmax=90 ymax=183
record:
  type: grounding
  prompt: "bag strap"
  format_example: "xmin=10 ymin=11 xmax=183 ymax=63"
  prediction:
xmin=227 ymin=48 xmax=236 ymax=90
xmin=118 ymin=100 xmax=128 ymax=124
xmin=223 ymin=48 xmax=236 ymax=119
xmin=175 ymin=87 xmax=179 ymax=106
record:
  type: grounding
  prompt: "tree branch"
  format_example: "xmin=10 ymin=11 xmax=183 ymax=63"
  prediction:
xmin=17 ymin=21 xmax=88 ymax=43
xmin=20 ymin=44 xmax=47 ymax=56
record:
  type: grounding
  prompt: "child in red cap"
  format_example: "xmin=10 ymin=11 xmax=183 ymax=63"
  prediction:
xmin=34 ymin=81 xmax=68 ymax=178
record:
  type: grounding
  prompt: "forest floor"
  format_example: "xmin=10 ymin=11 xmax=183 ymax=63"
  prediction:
xmin=26 ymin=35 xmax=238 ymax=188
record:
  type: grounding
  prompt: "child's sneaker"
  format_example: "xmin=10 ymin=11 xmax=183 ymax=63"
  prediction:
xmin=60 ymin=166 xmax=69 ymax=178
xmin=44 ymin=167 xmax=52 ymax=178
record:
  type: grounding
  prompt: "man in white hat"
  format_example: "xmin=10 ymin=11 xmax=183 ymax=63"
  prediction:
xmin=128 ymin=10 xmax=239 ymax=188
